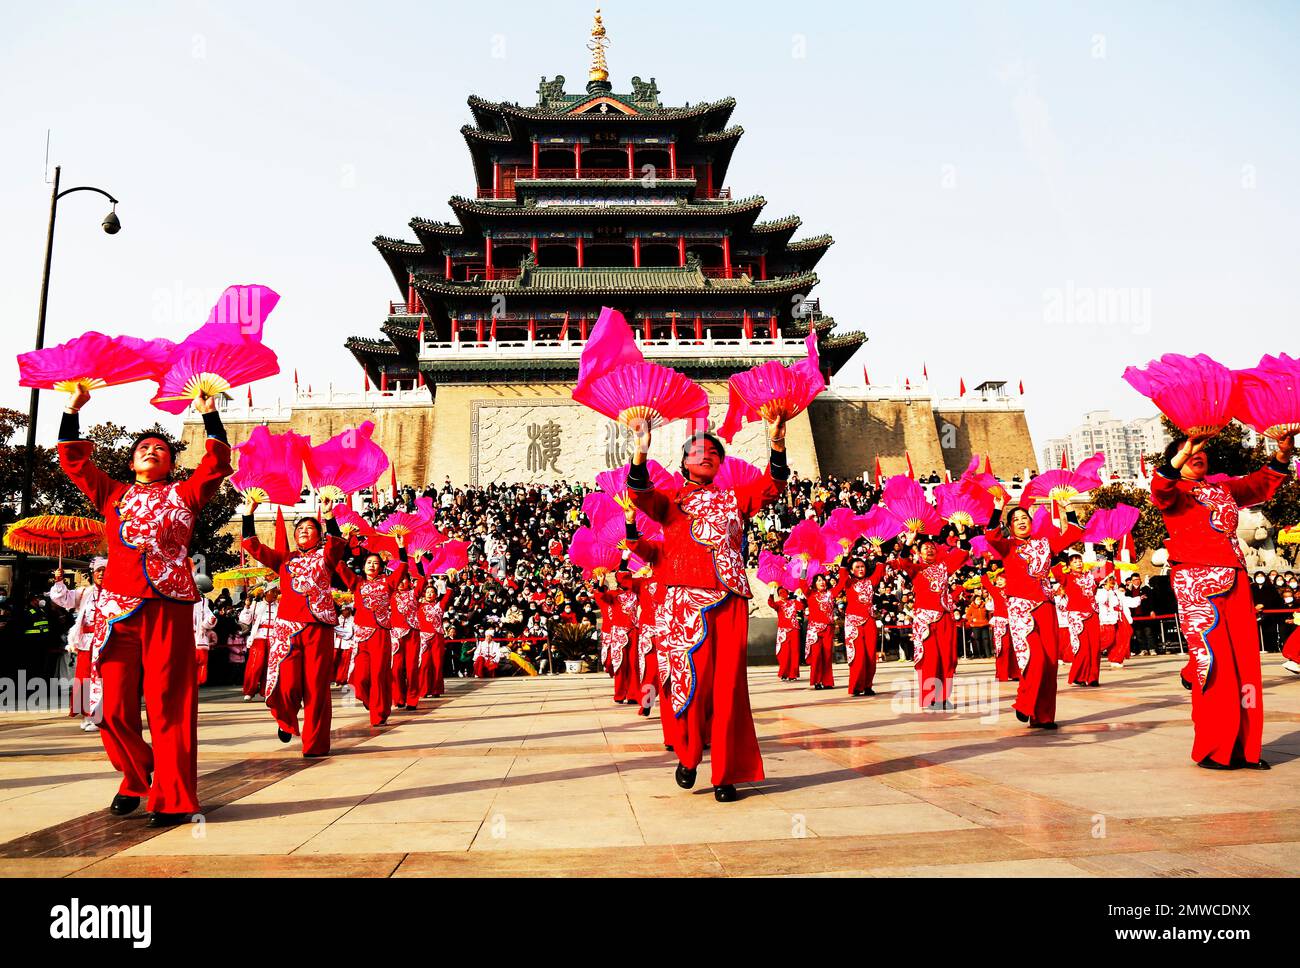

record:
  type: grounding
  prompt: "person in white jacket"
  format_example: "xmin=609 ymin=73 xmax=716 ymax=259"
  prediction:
xmin=193 ymin=597 xmax=218 ymax=686
xmin=47 ymin=557 xmax=107 ymax=730
xmin=333 ymin=604 xmax=356 ymax=688
xmin=237 ymin=584 xmax=279 ymax=701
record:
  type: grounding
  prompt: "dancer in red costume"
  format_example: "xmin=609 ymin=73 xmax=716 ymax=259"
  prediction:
xmin=238 ymin=584 xmax=277 ymax=701
xmin=889 ymin=538 xmax=968 ymax=709
xmin=1057 ymin=555 xmax=1102 ymax=687
xmin=1152 ymin=431 xmax=1293 ymax=769
xmin=801 ymin=572 xmax=837 ymax=690
xmin=415 ymin=568 xmax=453 ymax=698
xmin=838 ymin=556 xmax=885 ymax=696
xmin=57 ymin=384 xmax=231 ymax=826
xmin=389 ymin=570 xmax=423 ymax=710
xmin=336 ymin=537 xmax=408 ymax=726
xmin=769 ymin=586 xmax=803 ymax=682
xmin=983 ymin=498 xmax=1083 ymax=729
xmin=595 ymin=562 xmax=640 ymax=704
xmin=241 ymin=495 xmax=350 ymax=756
xmin=623 ymin=517 xmax=677 ymax=744
xmin=1095 ymin=570 xmax=1134 ymax=669
xmin=627 ymin=414 xmax=788 ymax=803
xmin=982 ymin=572 xmax=1018 ymax=682
xmin=630 ymin=562 xmax=663 ymax=717
xmin=333 ymin=604 xmax=355 ymax=686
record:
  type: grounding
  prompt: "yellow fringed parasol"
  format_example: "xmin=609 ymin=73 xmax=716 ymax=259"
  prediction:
xmin=504 ymin=652 xmax=537 ymax=676
xmin=3 ymin=515 xmax=106 ymax=566
xmin=212 ymin=566 xmax=274 ymax=591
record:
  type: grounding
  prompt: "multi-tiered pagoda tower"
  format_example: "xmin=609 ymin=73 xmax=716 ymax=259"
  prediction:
xmin=348 ymin=11 xmax=860 ymax=400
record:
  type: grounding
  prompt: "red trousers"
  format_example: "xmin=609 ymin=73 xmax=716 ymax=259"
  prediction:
xmin=419 ymin=635 xmax=445 ymax=697
xmin=243 ymin=638 xmax=267 ymax=697
xmin=266 ymin=625 xmax=334 ymax=756
xmin=992 ymin=622 xmax=1019 ymax=681
xmin=195 ymin=647 xmax=209 ymax=686
xmin=1175 ymin=570 xmax=1264 ymax=766
xmin=473 ymin=656 xmax=498 ymax=678
xmin=350 ymin=629 xmax=393 ymax=726
xmin=1101 ymin=620 xmax=1132 ymax=665
xmin=845 ymin=618 xmax=877 ymax=694
xmin=1014 ymin=603 xmax=1060 ymax=725
xmin=332 ymin=647 xmax=351 ymax=685
xmin=776 ymin=627 xmax=800 ymax=680
xmin=1067 ymin=613 xmax=1101 ymax=684
xmin=637 ymin=647 xmax=659 ymax=712
xmin=807 ymin=626 xmax=834 ymax=688
xmin=1284 ymin=627 xmax=1300 ymax=664
xmin=69 ymin=650 xmax=91 ymax=717
xmin=611 ymin=641 xmax=638 ymax=702
xmin=672 ymin=594 xmax=763 ymax=787
xmin=917 ymin=613 xmax=957 ymax=706
xmin=390 ymin=630 xmax=419 ymax=708
xmin=97 ymin=599 xmax=199 ymax=815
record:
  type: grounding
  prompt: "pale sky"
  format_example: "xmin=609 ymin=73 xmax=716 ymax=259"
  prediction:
xmin=2 ymin=0 xmax=1297 ymax=454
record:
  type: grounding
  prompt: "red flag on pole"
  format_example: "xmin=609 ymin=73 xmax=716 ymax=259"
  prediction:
xmin=489 ymin=315 xmax=497 ymax=341
xmin=863 ymin=366 xmax=870 ymax=386
xmin=417 ymin=317 xmax=424 ymax=343
xmin=274 ymin=507 xmax=289 ymax=557
xmin=874 ymin=456 xmax=883 ymax=486
xmin=959 ymin=378 xmax=966 ymax=396
xmin=363 ymin=368 xmax=370 ymax=391
xmin=923 ymin=362 xmax=928 ymax=380
xmin=247 ymin=385 xmax=253 ymax=406
xmin=1060 ymin=450 xmax=1069 ymax=470
xmin=294 ymin=369 xmax=299 ymax=388
xmin=905 ymin=377 xmax=911 ymax=390
xmin=905 ymin=451 xmax=915 ymax=480
xmin=389 ymin=464 xmax=398 ymax=502
xmin=559 ymin=312 xmax=570 ymax=341
xmin=1018 ymin=380 xmax=1025 ymax=395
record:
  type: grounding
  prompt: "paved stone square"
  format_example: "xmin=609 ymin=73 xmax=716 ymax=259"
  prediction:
xmin=1 ymin=654 xmax=1297 ymax=877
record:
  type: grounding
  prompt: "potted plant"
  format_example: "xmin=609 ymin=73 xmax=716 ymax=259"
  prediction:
xmin=550 ymin=621 xmax=597 ymax=674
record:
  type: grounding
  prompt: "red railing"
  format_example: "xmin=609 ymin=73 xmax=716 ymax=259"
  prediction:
xmin=511 ymin=165 xmax=696 ymax=181
xmin=457 ymin=266 xmax=520 ymax=281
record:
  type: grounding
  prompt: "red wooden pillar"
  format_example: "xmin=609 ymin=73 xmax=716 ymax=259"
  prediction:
xmin=574 ymin=143 xmax=581 ymax=177
xmin=492 ymin=162 xmax=500 ymax=195
xmin=485 ymin=237 xmax=493 ymax=270
xmin=407 ymin=273 xmax=417 ymax=313
xmin=723 ymin=236 xmax=732 ymax=278
xmin=633 ymin=236 xmax=641 ymax=268
xmin=451 ymin=314 xmax=459 ymax=343
xmin=768 ymin=315 xmax=777 ymax=339
xmin=694 ymin=312 xmax=703 ymax=342
xmin=670 ymin=315 xmax=679 ymax=340
xmin=580 ymin=313 xmax=589 ymax=340
xmin=743 ymin=309 xmax=752 ymax=339
xmin=759 ymin=254 xmax=767 ymax=280
xmin=528 ymin=314 xmax=536 ymax=341
xmin=678 ymin=235 xmax=686 ymax=267
xmin=531 ymin=236 xmax=539 ymax=257
xmin=668 ymin=142 xmax=677 ymax=179
xmin=643 ymin=316 xmax=652 ymax=341
xmin=476 ymin=317 xmax=484 ymax=343
xmin=626 ymin=142 xmax=634 ymax=178
xmin=444 ymin=254 xmax=452 ymax=279
xmin=381 ymin=371 xmax=388 ymax=392
xmin=576 ymin=236 xmax=585 ymax=268
xmin=532 ymin=142 xmax=539 ymax=178
xmin=705 ymin=162 xmax=714 ymax=197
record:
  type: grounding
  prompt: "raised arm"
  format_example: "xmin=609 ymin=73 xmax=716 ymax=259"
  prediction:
xmin=240 ymin=504 xmax=286 ymax=572
xmin=56 ymin=407 xmax=120 ymax=514
xmin=176 ymin=396 xmax=233 ymax=508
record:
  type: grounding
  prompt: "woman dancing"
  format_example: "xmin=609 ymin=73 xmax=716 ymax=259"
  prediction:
xmin=336 ymin=537 xmax=408 ymax=726
xmin=802 ymin=572 xmax=837 ymax=690
xmin=889 ymin=537 xmax=968 ymax=710
xmin=838 ymin=555 xmax=886 ymax=696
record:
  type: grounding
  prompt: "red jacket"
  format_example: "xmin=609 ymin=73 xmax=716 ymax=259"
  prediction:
xmin=983 ymin=524 xmax=1083 ymax=603
xmin=980 ymin=574 xmax=1008 ymax=619
xmin=1151 ymin=463 xmax=1288 ymax=569
xmin=1053 ymin=563 xmax=1098 ymax=613
xmin=242 ymin=533 xmax=349 ymax=625
xmin=838 ymin=564 xmax=886 ymax=618
xmin=889 ymin=547 xmax=968 ymax=613
xmin=628 ymin=462 xmax=786 ymax=598
xmin=338 ymin=560 xmax=407 ymax=629
xmin=59 ymin=434 xmax=232 ymax=602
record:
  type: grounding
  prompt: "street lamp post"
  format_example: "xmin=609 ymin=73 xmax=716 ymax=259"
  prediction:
xmin=14 ymin=165 xmax=120 ymax=599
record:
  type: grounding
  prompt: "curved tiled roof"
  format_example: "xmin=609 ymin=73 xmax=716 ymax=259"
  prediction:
xmin=447 ymin=195 xmax=766 ymax=218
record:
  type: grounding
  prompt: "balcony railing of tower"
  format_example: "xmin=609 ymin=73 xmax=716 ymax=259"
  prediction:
xmin=418 ymin=332 xmax=812 ymax=363
xmin=474 ymin=166 xmax=730 ymax=200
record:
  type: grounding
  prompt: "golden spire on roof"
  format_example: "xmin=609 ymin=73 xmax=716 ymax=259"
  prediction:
xmin=587 ymin=8 xmax=611 ymax=85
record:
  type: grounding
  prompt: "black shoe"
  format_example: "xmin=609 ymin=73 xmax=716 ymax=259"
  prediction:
xmin=109 ymin=794 xmax=140 ymax=817
xmin=675 ymin=763 xmax=697 ymax=789
xmin=1030 ymin=721 xmax=1058 ymax=730
xmin=1198 ymin=757 xmax=1233 ymax=770
xmin=303 ymin=752 xmax=328 ymax=759
xmin=638 ymin=705 xmax=651 ymax=717
xmin=147 ymin=812 xmax=190 ymax=828
xmin=664 ymin=744 xmax=674 ymax=752
xmin=1231 ymin=757 xmax=1270 ymax=771
xmin=713 ymin=784 xmax=739 ymax=803
xmin=943 ymin=700 xmax=956 ymax=710
xmin=1180 ymin=674 xmax=1193 ymax=691
xmin=1088 ymin=681 xmax=1100 ymax=687
xmin=863 ymin=688 xmax=876 ymax=696
xmin=1015 ymin=709 xmax=1029 ymax=723
xmin=277 ymin=729 xmax=292 ymax=743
